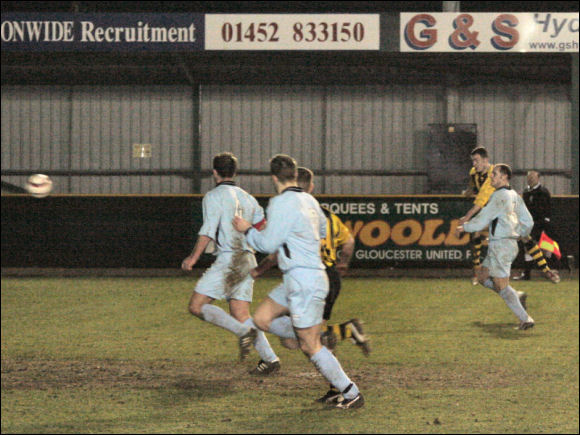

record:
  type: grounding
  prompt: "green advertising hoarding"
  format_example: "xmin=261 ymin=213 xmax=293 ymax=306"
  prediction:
xmin=314 ymin=196 xmax=475 ymax=268
xmin=2 ymin=195 xmax=577 ymax=269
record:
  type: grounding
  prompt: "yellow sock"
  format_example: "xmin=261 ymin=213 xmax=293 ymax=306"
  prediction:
xmin=528 ymin=244 xmax=551 ymax=272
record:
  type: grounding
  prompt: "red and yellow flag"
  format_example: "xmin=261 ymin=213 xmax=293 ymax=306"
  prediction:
xmin=538 ymin=231 xmax=562 ymax=259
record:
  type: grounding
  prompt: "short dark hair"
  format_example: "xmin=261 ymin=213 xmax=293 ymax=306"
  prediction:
xmin=297 ymin=167 xmax=313 ymax=189
xmin=470 ymin=147 xmax=488 ymax=159
xmin=213 ymin=152 xmax=237 ymax=178
xmin=270 ymin=154 xmax=297 ymax=182
xmin=495 ymin=163 xmax=512 ymax=179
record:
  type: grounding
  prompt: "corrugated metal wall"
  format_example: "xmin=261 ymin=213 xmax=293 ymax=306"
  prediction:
xmin=1 ymin=83 xmax=573 ymax=195
xmin=324 ymin=85 xmax=443 ymax=194
xmin=1 ymin=86 xmax=71 ymax=194
xmin=200 ymin=85 xmax=325 ymax=194
xmin=455 ymin=83 xmax=571 ymax=194
xmin=200 ymin=84 xmax=445 ymax=194
xmin=1 ymin=85 xmax=195 ymax=194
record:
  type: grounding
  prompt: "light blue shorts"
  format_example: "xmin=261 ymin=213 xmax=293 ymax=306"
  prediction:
xmin=268 ymin=268 xmax=329 ymax=329
xmin=482 ymin=239 xmax=519 ymax=279
xmin=195 ymin=251 xmax=257 ymax=302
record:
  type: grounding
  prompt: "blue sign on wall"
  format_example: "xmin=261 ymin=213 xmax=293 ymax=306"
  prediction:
xmin=1 ymin=13 xmax=204 ymax=51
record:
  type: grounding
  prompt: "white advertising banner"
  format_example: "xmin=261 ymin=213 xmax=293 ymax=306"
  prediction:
xmin=205 ymin=14 xmax=380 ymax=50
xmin=400 ymin=12 xmax=579 ymax=53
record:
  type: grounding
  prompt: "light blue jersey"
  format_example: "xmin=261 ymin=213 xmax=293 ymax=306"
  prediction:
xmin=199 ymin=181 xmax=265 ymax=255
xmin=245 ymin=186 xmax=328 ymax=328
xmin=464 ymin=186 xmax=534 ymax=278
xmin=195 ymin=181 xmax=264 ymax=301
xmin=463 ymin=186 xmax=534 ymax=240
xmin=245 ymin=187 xmax=326 ymax=273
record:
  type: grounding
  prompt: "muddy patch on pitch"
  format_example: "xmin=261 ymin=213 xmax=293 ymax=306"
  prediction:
xmin=2 ymin=358 xmax=521 ymax=392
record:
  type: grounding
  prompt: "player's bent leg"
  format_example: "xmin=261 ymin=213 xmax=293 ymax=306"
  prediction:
xmin=492 ymin=277 xmax=510 ymax=293
xmin=302 ymin=333 xmax=363 ymax=408
xmin=228 ymin=299 xmax=251 ymax=324
xmin=188 ymin=292 xmax=215 ymax=318
xmin=227 ymin=299 xmax=265 ymax=363
xmin=494 ymin=274 xmax=528 ymax=310
xmin=320 ymin=328 xmax=338 ymax=352
xmin=295 ymin=324 xmax=323 ymax=358
xmin=253 ymin=297 xmax=290 ymax=333
xmin=280 ymin=337 xmax=300 ymax=350
xmin=522 ymin=236 xmax=559 ymax=284
xmin=493 ymin=277 xmax=534 ymax=328
xmin=189 ymin=292 xmax=258 ymax=362
xmin=229 ymin=299 xmax=280 ymax=371
xmin=339 ymin=319 xmax=371 ymax=356
xmin=476 ymin=267 xmax=493 ymax=289
xmin=295 ymin=325 xmax=363 ymax=406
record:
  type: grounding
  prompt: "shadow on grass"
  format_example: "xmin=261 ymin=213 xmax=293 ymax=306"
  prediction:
xmin=471 ymin=321 xmax=536 ymax=339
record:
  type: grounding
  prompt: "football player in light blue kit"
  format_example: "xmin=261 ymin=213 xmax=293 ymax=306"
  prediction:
xmin=182 ymin=152 xmax=279 ymax=372
xmin=233 ymin=154 xmax=364 ymax=409
xmin=457 ymin=163 xmax=536 ymax=330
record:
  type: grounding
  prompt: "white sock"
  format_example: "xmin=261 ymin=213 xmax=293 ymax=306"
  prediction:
xmin=268 ymin=316 xmax=297 ymax=339
xmin=311 ymin=346 xmax=359 ymax=399
xmin=200 ymin=304 xmax=249 ymax=337
xmin=244 ymin=318 xmax=278 ymax=363
xmin=482 ymin=278 xmax=495 ymax=291
xmin=499 ymin=286 xmax=530 ymax=322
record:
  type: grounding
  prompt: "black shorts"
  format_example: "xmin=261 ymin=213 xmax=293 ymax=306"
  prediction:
xmin=323 ymin=265 xmax=342 ymax=321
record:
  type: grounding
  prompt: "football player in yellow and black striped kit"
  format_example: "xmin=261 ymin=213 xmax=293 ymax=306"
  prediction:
xmin=461 ymin=147 xmax=558 ymax=289
xmin=296 ymin=167 xmax=370 ymax=360
xmin=460 ymin=147 xmax=496 ymax=285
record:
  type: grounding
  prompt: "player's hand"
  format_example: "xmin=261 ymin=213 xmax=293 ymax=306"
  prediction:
xmin=181 ymin=255 xmax=197 ymax=271
xmin=233 ymin=215 xmax=251 ymax=233
xmin=249 ymin=268 xmax=261 ymax=279
xmin=462 ymin=189 xmax=475 ymax=198
xmin=455 ymin=224 xmax=465 ymax=238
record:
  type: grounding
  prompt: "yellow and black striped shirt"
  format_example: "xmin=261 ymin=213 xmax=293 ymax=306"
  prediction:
xmin=469 ymin=164 xmax=495 ymax=208
xmin=320 ymin=207 xmax=352 ymax=268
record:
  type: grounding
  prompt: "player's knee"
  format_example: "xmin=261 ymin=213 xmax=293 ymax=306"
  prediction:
xmin=188 ymin=301 xmax=204 ymax=318
xmin=252 ymin=313 xmax=270 ymax=332
xmin=298 ymin=339 xmax=320 ymax=358
xmin=229 ymin=307 xmax=250 ymax=323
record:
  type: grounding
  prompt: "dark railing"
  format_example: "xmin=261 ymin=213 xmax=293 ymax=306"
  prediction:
xmin=1 ymin=169 xmax=573 ymax=178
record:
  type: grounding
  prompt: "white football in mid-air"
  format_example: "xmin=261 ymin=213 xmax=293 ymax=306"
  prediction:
xmin=26 ymin=174 xmax=53 ymax=198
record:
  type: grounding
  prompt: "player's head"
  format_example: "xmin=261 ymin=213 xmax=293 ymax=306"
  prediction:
xmin=470 ymin=147 xmax=490 ymax=173
xmin=297 ymin=167 xmax=314 ymax=193
xmin=527 ymin=170 xmax=540 ymax=187
xmin=270 ymin=154 xmax=297 ymax=184
xmin=213 ymin=152 xmax=238 ymax=179
xmin=491 ymin=163 xmax=512 ymax=188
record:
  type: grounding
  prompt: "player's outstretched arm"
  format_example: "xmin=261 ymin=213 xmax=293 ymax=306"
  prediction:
xmin=460 ymin=204 xmax=482 ymax=224
xmin=463 ymin=195 xmax=501 ymax=234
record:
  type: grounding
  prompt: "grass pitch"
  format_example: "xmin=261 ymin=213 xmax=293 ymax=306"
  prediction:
xmin=1 ymin=274 xmax=578 ymax=433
